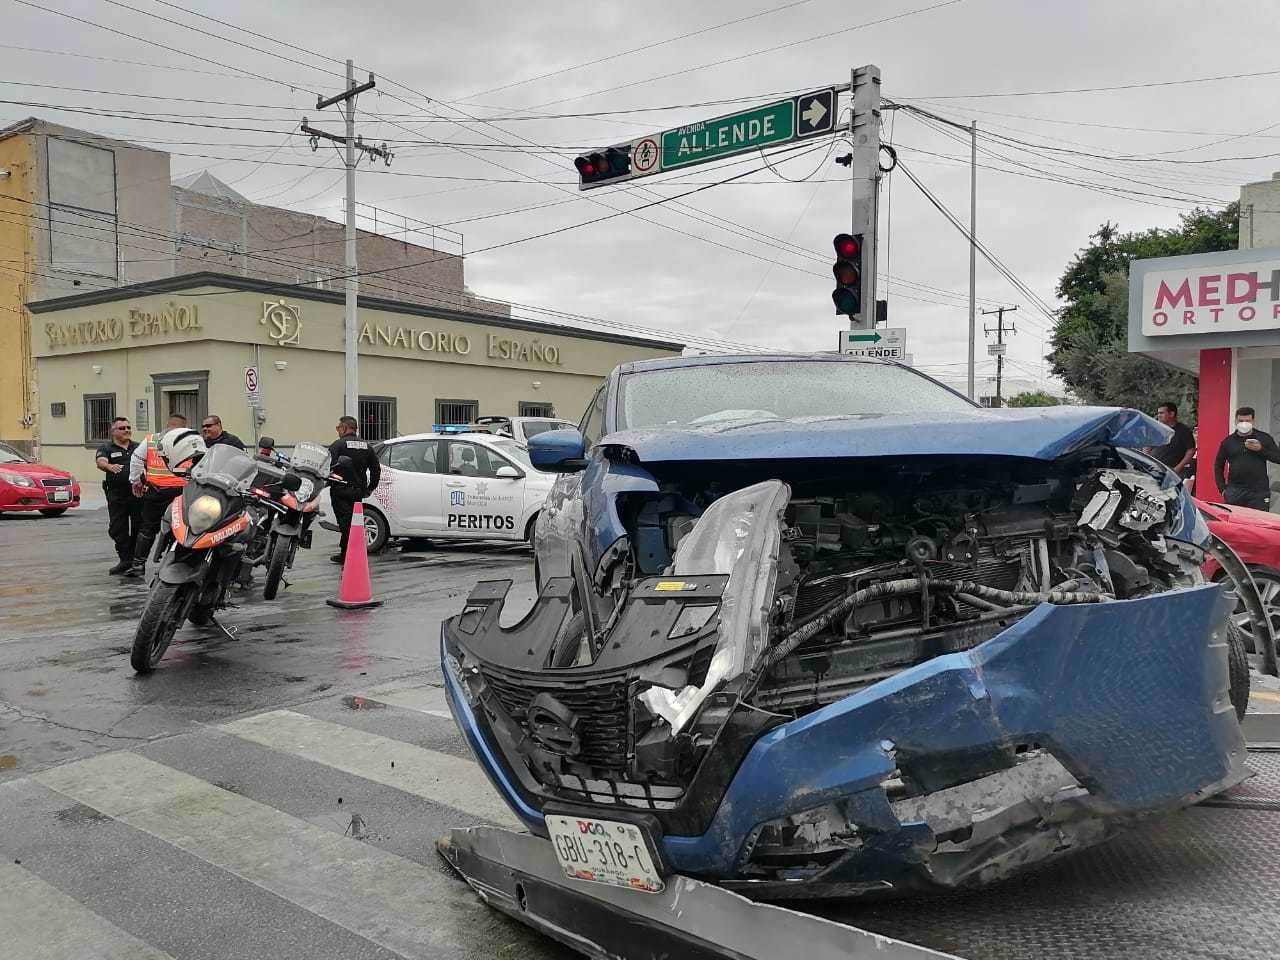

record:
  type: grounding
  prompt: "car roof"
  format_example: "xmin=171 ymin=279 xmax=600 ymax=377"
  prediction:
xmin=613 ymin=352 xmax=894 ymax=376
xmin=381 ymin=431 xmax=521 ymax=445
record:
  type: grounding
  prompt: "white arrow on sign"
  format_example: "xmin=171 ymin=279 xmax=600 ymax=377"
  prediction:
xmin=801 ymin=99 xmax=828 ymax=128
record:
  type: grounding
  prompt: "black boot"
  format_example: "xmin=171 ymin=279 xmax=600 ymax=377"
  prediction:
xmin=108 ymin=558 xmax=131 ymax=575
xmin=122 ymin=561 xmax=145 ymax=579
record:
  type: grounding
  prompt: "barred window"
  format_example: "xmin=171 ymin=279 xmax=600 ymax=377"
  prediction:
xmin=359 ymin=396 xmax=397 ymax=441
xmin=84 ymin=394 xmax=116 ymax=444
xmin=435 ymin=398 xmax=478 ymax=425
xmin=518 ymin=401 xmax=555 ymax=417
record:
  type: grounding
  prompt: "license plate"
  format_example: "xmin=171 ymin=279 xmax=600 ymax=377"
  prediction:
xmin=544 ymin=815 xmax=664 ymax=893
xmin=49 ymin=490 xmax=70 ymax=502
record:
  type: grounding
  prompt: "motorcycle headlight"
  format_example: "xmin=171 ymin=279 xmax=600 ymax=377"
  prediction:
xmin=188 ymin=494 xmax=223 ymax=534
xmin=0 ymin=470 xmax=36 ymax=488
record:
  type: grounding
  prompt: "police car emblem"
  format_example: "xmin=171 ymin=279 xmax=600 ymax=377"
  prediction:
xmin=450 ymin=490 xmax=465 ymax=506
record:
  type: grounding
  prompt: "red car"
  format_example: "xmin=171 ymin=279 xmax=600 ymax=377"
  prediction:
xmin=0 ymin=442 xmax=81 ymax=516
xmin=1199 ymin=497 xmax=1280 ymax=649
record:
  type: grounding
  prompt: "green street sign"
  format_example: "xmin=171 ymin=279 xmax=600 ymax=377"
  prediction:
xmin=845 ymin=332 xmax=882 ymax=343
xmin=661 ymin=100 xmax=796 ymax=170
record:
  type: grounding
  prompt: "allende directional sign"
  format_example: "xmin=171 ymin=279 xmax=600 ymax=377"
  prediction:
xmin=839 ymin=326 xmax=907 ymax=360
xmin=580 ymin=87 xmax=842 ymax=188
xmin=662 ymin=99 xmax=796 ymax=170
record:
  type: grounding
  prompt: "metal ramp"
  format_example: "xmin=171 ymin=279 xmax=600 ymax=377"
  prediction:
xmin=440 ymin=714 xmax=1280 ymax=960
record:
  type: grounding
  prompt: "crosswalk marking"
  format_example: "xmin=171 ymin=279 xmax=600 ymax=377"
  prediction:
xmin=352 ymin=682 xmax=454 ymax=719
xmin=219 ymin=709 xmax=521 ymax=828
xmin=35 ymin=752 xmax=493 ymax=959
xmin=0 ymin=858 xmax=176 ymax=960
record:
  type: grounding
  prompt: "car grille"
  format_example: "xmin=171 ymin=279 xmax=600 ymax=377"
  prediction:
xmin=40 ymin=478 xmax=71 ymax=488
xmin=480 ymin=666 xmax=630 ymax=772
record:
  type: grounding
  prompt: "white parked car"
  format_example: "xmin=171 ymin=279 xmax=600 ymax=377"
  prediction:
xmin=319 ymin=430 xmax=555 ymax=553
xmin=469 ymin=415 xmax=576 ymax=445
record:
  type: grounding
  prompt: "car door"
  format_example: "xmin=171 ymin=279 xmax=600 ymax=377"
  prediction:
xmin=440 ymin=440 xmax=526 ymax=540
xmin=381 ymin=439 xmax=444 ymax=534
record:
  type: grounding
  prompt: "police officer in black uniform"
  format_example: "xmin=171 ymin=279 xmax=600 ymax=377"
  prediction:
xmin=199 ymin=414 xmax=246 ymax=450
xmin=95 ymin=416 xmax=141 ymax=574
xmin=328 ymin=415 xmax=381 ymax=564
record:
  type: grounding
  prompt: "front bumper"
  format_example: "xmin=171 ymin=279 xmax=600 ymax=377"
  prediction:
xmin=0 ymin=482 xmax=81 ymax=511
xmin=443 ymin=582 xmax=1248 ymax=894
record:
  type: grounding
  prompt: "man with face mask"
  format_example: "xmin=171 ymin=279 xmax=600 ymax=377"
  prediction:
xmin=1214 ymin=406 xmax=1280 ymax=510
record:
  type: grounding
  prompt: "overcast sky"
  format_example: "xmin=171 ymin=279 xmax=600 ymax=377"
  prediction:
xmin=5 ymin=0 xmax=1279 ymax=390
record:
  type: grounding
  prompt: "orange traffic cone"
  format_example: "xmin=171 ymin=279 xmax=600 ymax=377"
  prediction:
xmin=327 ymin=502 xmax=383 ymax=609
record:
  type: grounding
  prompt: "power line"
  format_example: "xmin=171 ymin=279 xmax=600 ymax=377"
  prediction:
xmin=905 ymin=66 xmax=1280 ymax=100
xmin=485 ymin=0 xmax=968 ymax=112
xmin=894 ymin=158 xmax=1058 ymax=329
xmin=454 ymin=0 xmax=822 ymax=103
xmin=11 ymin=0 xmax=322 ymax=94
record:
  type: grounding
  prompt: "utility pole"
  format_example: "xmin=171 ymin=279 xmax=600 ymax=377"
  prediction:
xmin=849 ymin=64 xmax=881 ymax=331
xmin=301 ymin=60 xmax=394 ymax=419
xmin=982 ymin=305 xmax=1017 ymax=407
xmin=968 ymin=121 xmax=977 ymax=401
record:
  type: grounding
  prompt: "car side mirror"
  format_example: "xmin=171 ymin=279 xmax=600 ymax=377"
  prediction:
xmin=494 ymin=465 xmax=522 ymax=480
xmin=281 ymin=473 xmax=303 ymax=491
xmin=528 ymin=428 xmax=588 ymax=473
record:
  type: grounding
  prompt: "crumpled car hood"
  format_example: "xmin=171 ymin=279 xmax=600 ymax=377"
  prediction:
xmin=603 ymin=406 xmax=1171 ymax=463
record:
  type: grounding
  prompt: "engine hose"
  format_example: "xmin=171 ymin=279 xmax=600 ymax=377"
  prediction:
xmin=764 ymin=577 xmax=1108 ymax=670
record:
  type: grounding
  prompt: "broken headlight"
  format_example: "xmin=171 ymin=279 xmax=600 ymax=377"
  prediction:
xmin=640 ymin=479 xmax=790 ymax=735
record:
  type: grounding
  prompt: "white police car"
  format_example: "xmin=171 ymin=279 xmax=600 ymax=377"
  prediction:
xmin=319 ymin=427 xmax=556 ymax=553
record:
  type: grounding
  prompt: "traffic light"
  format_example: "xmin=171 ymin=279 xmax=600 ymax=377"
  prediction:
xmin=832 ymin=233 xmax=863 ymax=317
xmin=574 ymin=146 xmax=632 ymax=187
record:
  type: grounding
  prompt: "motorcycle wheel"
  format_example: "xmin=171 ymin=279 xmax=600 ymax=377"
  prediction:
xmin=263 ymin=535 xmax=291 ymax=600
xmin=131 ymin=581 xmax=196 ymax=673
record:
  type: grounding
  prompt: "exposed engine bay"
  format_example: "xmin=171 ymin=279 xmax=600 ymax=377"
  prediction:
xmin=448 ymin=448 xmax=1214 ymax=834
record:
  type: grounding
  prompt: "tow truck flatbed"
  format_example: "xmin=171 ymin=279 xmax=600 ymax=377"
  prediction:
xmin=440 ymin=710 xmax=1280 ymax=960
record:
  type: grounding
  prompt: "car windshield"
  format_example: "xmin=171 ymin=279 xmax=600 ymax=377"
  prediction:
xmin=489 ymin=438 xmax=531 ymax=466
xmin=0 ymin=446 xmax=27 ymax=464
xmin=619 ymin=360 xmax=974 ymax=429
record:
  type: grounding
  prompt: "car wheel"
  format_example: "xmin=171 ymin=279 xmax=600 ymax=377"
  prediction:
xmin=363 ymin=505 xmax=390 ymax=555
xmin=1229 ymin=568 xmax=1280 ymax=655
xmin=38 ymin=508 xmax=68 ymax=517
xmin=1226 ymin=619 xmax=1251 ymax=722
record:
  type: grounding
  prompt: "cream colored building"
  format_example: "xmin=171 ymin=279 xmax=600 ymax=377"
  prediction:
xmin=29 ymin=272 xmax=682 ymax=477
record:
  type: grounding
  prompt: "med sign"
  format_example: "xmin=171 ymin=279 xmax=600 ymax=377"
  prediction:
xmin=1141 ymin=258 xmax=1280 ymax=336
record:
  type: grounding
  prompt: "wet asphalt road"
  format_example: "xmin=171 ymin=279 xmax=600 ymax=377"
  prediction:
xmin=0 ymin=506 xmax=574 ymax=960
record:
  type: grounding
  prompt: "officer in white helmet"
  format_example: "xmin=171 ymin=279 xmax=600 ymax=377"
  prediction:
xmin=125 ymin=422 xmax=207 ymax=578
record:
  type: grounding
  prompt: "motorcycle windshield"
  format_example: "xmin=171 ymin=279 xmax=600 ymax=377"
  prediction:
xmin=290 ymin=441 xmax=332 ymax=476
xmin=191 ymin=444 xmax=258 ymax=494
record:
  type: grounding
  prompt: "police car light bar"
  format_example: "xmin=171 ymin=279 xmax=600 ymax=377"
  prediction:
xmin=433 ymin=424 xmax=474 ymax=434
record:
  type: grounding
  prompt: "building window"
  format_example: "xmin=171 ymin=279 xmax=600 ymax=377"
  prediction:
xmin=359 ymin=396 xmax=398 ymax=441
xmin=436 ymin=398 xmax=478 ymax=426
xmin=152 ymin=371 xmax=208 ymax=428
xmin=84 ymin=394 xmax=116 ymax=444
xmin=518 ymin=401 xmax=556 ymax=417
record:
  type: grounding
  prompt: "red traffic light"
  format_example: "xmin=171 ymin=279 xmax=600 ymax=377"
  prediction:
xmin=575 ymin=146 xmax=632 ymax=187
xmin=834 ymin=233 xmax=860 ymax=259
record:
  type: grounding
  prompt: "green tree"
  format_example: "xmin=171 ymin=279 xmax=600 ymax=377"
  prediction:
xmin=1049 ymin=204 xmax=1238 ymax=412
xmin=1007 ymin=390 xmax=1060 ymax=407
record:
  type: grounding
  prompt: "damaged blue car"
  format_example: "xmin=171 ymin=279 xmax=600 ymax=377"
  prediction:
xmin=441 ymin=354 xmax=1250 ymax=899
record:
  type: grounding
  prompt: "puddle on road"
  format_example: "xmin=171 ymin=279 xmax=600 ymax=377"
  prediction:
xmin=342 ymin=695 xmax=387 ymax=710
